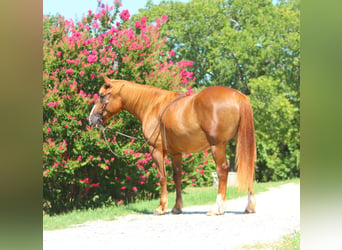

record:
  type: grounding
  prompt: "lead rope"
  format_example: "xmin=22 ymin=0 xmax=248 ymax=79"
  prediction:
xmin=101 ymin=124 xmax=160 ymax=159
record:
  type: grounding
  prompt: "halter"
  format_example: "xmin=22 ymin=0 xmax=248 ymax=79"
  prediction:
xmin=98 ymin=92 xmax=111 ymax=115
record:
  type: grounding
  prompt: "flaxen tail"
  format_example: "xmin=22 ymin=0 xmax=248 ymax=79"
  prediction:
xmin=235 ymin=96 xmax=256 ymax=192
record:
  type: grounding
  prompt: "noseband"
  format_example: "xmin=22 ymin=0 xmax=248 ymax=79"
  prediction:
xmin=98 ymin=92 xmax=111 ymax=115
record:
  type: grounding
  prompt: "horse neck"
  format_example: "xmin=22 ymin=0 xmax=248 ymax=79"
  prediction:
xmin=120 ymin=82 xmax=177 ymax=122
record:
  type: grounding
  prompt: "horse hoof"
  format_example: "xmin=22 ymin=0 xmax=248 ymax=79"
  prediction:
xmin=206 ymin=209 xmax=224 ymax=216
xmin=171 ymin=207 xmax=182 ymax=215
xmin=244 ymin=208 xmax=256 ymax=214
xmin=153 ymin=209 xmax=166 ymax=216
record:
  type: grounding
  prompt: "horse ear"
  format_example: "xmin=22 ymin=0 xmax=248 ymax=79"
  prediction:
xmin=103 ymin=76 xmax=111 ymax=84
xmin=103 ymin=76 xmax=112 ymax=89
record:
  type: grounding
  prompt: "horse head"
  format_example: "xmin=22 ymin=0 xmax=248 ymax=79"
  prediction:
xmin=89 ymin=77 xmax=123 ymax=127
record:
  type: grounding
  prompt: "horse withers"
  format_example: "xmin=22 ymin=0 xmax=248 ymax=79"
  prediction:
xmin=89 ymin=77 xmax=256 ymax=215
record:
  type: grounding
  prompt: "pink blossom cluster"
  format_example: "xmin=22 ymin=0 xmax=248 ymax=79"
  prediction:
xmin=46 ymin=101 xmax=59 ymax=107
xmin=119 ymin=9 xmax=130 ymax=21
xmin=43 ymin=0 xmax=200 ymax=214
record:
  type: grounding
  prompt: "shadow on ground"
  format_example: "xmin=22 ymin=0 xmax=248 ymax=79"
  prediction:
xmin=127 ymin=207 xmax=245 ymax=215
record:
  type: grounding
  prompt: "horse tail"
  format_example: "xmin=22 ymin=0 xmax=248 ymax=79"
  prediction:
xmin=235 ymin=95 xmax=256 ymax=192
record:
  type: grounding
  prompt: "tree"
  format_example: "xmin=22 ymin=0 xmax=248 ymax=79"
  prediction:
xmin=135 ymin=0 xmax=299 ymax=96
xmin=249 ymin=76 xmax=300 ymax=181
xmin=134 ymin=0 xmax=300 ymax=181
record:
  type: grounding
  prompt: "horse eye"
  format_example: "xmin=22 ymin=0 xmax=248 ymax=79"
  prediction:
xmin=99 ymin=94 xmax=109 ymax=103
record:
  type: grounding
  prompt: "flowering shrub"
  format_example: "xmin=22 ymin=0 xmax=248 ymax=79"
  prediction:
xmin=43 ymin=0 xmax=210 ymax=214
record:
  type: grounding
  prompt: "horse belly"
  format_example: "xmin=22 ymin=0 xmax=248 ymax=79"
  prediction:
xmin=164 ymin=96 xmax=210 ymax=153
xmin=166 ymin=127 xmax=210 ymax=153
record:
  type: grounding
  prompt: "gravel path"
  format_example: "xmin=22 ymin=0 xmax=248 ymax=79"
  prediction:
xmin=44 ymin=183 xmax=300 ymax=250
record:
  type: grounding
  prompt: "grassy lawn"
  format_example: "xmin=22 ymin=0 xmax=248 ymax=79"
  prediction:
xmin=44 ymin=178 xmax=299 ymax=230
xmin=243 ymin=231 xmax=300 ymax=249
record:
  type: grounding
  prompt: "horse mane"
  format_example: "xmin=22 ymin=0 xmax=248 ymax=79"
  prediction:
xmin=122 ymin=81 xmax=179 ymax=108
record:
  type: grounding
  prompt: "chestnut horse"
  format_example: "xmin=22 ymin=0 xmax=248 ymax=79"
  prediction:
xmin=89 ymin=77 xmax=256 ymax=215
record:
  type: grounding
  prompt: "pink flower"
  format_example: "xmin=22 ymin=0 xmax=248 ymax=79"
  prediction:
xmin=186 ymin=85 xmax=194 ymax=96
xmin=119 ymin=9 xmax=130 ymax=21
xmin=140 ymin=16 xmax=147 ymax=23
xmin=46 ymin=127 xmax=51 ymax=133
xmin=80 ymin=178 xmax=91 ymax=184
xmin=104 ymin=165 xmax=109 ymax=170
xmin=135 ymin=21 xmax=142 ymax=29
xmin=79 ymin=71 xmax=85 ymax=76
xmin=56 ymin=51 xmax=62 ymax=57
xmin=91 ymin=183 xmax=100 ymax=188
xmin=65 ymin=68 xmax=73 ymax=75
xmin=82 ymin=49 xmax=89 ymax=55
xmin=117 ymin=200 xmax=123 ymax=206
xmin=132 ymin=186 xmax=137 ymax=192
xmin=87 ymin=54 xmax=98 ymax=63
xmin=168 ymin=50 xmax=175 ymax=57
xmin=43 ymin=169 xmax=49 ymax=177
xmin=121 ymin=186 xmax=126 ymax=190
xmin=161 ymin=14 xmax=168 ymax=22
xmin=126 ymin=176 xmax=131 ymax=180
xmin=46 ymin=101 xmax=59 ymax=107
xmin=92 ymin=22 xmax=100 ymax=29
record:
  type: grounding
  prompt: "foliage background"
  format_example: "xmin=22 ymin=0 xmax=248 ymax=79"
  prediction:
xmin=43 ymin=0 xmax=299 ymax=214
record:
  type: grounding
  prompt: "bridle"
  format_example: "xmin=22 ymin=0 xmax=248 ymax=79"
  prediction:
xmin=98 ymin=92 xmax=111 ymax=116
xmin=97 ymin=82 xmax=126 ymax=117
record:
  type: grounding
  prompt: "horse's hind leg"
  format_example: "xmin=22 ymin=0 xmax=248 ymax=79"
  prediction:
xmin=170 ymin=154 xmax=183 ymax=214
xmin=207 ymin=144 xmax=229 ymax=216
xmin=245 ymin=184 xmax=256 ymax=213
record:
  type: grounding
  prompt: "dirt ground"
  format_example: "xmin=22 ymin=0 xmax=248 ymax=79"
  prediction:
xmin=43 ymin=183 xmax=300 ymax=250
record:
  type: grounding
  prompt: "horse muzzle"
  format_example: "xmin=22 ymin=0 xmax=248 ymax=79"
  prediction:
xmin=89 ymin=113 xmax=103 ymax=127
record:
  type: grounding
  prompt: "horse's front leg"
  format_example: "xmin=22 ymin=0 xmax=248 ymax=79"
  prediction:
xmin=170 ymin=154 xmax=183 ymax=214
xmin=150 ymin=147 xmax=168 ymax=215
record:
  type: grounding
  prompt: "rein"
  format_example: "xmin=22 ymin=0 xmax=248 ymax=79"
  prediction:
xmin=159 ymin=95 xmax=185 ymax=151
xmin=101 ymin=127 xmax=149 ymax=158
xmin=101 ymin=94 xmax=185 ymax=158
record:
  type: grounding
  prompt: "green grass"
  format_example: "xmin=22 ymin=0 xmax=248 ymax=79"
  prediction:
xmin=243 ymin=231 xmax=300 ymax=249
xmin=44 ymin=178 xmax=299 ymax=230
